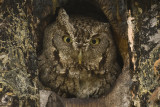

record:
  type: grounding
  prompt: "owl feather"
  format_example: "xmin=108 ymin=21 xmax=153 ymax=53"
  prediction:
xmin=38 ymin=8 xmax=121 ymax=98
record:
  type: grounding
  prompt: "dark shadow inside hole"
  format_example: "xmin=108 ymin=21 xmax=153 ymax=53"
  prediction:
xmin=61 ymin=0 xmax=108 ymax=22
xmin=36 ymin=13 xmax=57 ymax=56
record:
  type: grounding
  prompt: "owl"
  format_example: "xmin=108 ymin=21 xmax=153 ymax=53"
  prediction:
xmin=38 ymin=8 xmax=121 ymax=98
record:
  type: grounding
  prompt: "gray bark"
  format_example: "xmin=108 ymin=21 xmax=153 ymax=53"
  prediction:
xmin=0 ymin=0 xmax=38 ymax=106
xmin=131 ymin=3 xmax=160 ymax=106
xmin=0 ymin=0 xmax=159 ymax=106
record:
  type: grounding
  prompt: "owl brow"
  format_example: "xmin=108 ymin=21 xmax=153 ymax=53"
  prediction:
xmin=62 ymin=31 xmax=70 ymax=36
xmin=63 ymin=23 xmax=77 ymax=50
xmin=58 ymin=19 xmax=77 ymax=47
xmin=91 ymin=34 xmax=100 ymax=38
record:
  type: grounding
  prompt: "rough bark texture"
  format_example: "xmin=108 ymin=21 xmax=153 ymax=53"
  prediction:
xmin=131 ymin=2 xmax=160 ymax=107
xmin=0 ymin=0 xmax=39 ymax=106
xmin=0 ymin=0 xmax=159 ymax=106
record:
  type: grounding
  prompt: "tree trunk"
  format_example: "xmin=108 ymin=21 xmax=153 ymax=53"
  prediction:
xmin=0 ymin=0 xmax=159 ymax=107
xmin=0 ymin=0 xmax=39 ymax=106
xmin=130 ymin=1 xmax=160 ymax=106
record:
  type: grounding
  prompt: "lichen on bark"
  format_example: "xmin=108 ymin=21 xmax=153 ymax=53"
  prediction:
xmin=0 ymin=0 xmax=159 ymax=106
xmin=0 ymin=0 xmax=39 ymax=106
xmin=132 ymin=3 xmax=160 ymax=106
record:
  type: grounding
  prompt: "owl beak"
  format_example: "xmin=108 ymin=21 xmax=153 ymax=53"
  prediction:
xmin=78 ymin=49 xmax=82 ymax=64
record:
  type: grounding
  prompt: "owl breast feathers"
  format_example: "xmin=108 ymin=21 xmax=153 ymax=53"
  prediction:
xmin=38 ymin=8 xmax=121 ymax=98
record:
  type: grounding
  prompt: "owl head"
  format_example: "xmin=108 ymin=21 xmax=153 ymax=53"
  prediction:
xmin=43 ymin=8 xmax=117 ymax=74
xmin=39 ymin=8 xmax=120 ymax=98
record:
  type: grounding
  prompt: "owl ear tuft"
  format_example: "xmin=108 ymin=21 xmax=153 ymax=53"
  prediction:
xmin=104 ymin=23 xmax=110 ymax=28
xmin=57 ymin=8 xmax=70 ymax=25
xmin=103 ymin=23 xmax=111 ymax=32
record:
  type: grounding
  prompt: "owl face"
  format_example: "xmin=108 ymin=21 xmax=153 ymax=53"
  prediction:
xmin=39 ymin=8 xmax=120 ymax=98
xmin=46 ymin=9 xmax=116 ymax=71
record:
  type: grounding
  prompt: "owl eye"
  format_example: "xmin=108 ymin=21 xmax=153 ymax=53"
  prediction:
xmin=90 ymin=38 xmax=100 ymax=45
xmin=63 ymin=36 xmax=72 ymax=43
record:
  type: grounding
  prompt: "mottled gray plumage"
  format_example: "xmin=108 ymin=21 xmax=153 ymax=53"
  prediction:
xmin=38 ymin=8 xmax=120 ymax=98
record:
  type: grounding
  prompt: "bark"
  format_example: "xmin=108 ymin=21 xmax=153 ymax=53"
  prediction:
xmin=0 ymin=0 xmax=39 ymax=106
xmin=130 ymin=2 xmax=160 ymax=106
xmin=0 ymin=0 xmax=159 ymax=107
